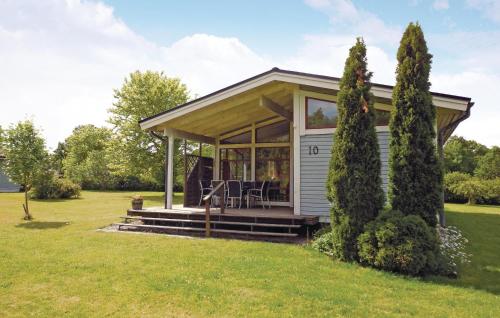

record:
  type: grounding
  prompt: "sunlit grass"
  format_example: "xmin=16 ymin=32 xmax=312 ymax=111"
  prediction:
xmin=0 ymin=191 xmax=498 ymax=317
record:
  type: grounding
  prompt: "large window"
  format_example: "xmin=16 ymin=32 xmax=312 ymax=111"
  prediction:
xmin=220 ymin=148 xmax=251 ymax=181
xmin=375 ymin=109 xmax=391 ymax=126
xmin=306 ymin=97 xmax=338 ymax=129
xmin=256 ymin=147 xmax=290 ymax=202
xmin=256 ymin=120 xmax=290 ymax=143
xmin=306 ymin=97 xmax=391 ymax=129
xmin=220 ymin=131 xmax=252 ymax=144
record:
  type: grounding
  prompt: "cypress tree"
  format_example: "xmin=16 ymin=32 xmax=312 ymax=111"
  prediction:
xmin=388 ymin=23 xmax=442 ymax=227
xmin=327 ymin=38 xmax=385 ymax=261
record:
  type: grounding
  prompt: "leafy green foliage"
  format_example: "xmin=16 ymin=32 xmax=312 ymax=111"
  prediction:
xmin=445 ymin=172 xmax=500 ymax=205
xmin=357 ymin=210 xmax=442 ymax=276
xmin=108 ymin=71 xmax=189 ymax=189
xmin=311 ymin=226 xmax=334 ymax=256
xmin=452 ymin=178 xmax=500 ymax=205
xmin=388 ymin=22 xmax=442 ymax=227
xmin=63 ymin=125 xmax=114 ymax=190
xmin=444 ymin=136 xmax=487 ymax=174
xmin=327 ymin=38 xmax=385 ymax=261
xmin=32 ymin=174 xmax=80 ymax=199
xmin=1 ymin=120 xmax=47 ymax=219
xmin=444 ymin=172 xmax=471 ymax=203
xmin=474 ymin=146 xmax=500 ymax=180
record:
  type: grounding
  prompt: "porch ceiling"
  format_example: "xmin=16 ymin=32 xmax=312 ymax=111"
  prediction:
xmin=155 ymin=82 xmax=295 ymax=139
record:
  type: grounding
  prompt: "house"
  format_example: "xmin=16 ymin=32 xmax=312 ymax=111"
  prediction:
xmin=0 ymin=155 xmax=19 ymax=193
xmin=117 ymin=68 xmax=471 ymax=240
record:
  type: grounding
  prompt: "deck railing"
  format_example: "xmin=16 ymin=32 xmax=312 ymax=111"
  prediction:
xmin=202 ymin=181 xmax=225 ymax=237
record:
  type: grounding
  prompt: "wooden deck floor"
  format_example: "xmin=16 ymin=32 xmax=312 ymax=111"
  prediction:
xmin=143 ymin=204 xmax=296 ymax=217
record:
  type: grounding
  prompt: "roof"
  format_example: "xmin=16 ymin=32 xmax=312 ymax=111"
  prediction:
xmin=139 ymin=67 xmax=472 ymax=126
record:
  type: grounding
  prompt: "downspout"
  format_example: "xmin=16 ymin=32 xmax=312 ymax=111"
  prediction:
xmin=150 ymin=130 xmax=169 ymax=209
xmin=437 ymin=101 xmax=473 ymax=227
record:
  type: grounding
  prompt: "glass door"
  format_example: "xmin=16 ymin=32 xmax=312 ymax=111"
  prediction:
xmin=255 ymin=147 xmax=290 ymax=202
xmin=219 ymin=148 xmax=251 ymax=181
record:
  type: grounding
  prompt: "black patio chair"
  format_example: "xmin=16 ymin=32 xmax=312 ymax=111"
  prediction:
xmin=248 ymin=180 xmax=270 ymax=209
xmin=226 ymin=180 xmax=243 ymax=209
xmin=198 ymin=180 xmax=212 ymax=206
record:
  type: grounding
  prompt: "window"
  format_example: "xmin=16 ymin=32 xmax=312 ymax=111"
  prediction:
xmin=256 ymin=121 xmax=290 ymax=143
xmin=220 ymin=131 xmax=251 ymax=144
xmin=306 ymin=97 xmax=338 ymax=129
xmin=375 ymin=109 xmax=390 ymax=126
xmin=255 ymin=148 xmax=290 ymax=202
xmin=220 ymin=148 xmax=251 ymax=181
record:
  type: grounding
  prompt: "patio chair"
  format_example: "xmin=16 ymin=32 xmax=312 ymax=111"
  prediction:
xmin=248 ymin=180 xmax=270 ymax=209
xmin=226 ymin=180 xmax=243 ymax=209
xmin=198 ymin=180 xmax=212 ymax=206
xmin=211 ymin=180 xmax=227 ymax=207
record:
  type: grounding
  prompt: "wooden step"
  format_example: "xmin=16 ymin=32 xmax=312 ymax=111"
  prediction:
xmin=120 ymin=216 xmax=301 ymax=229
xmin=115 ymin=223 xmax=298 ymax=237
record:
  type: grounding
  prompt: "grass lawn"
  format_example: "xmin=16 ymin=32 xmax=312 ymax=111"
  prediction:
xmin=0 ymin=191 xmax=499 ymax=317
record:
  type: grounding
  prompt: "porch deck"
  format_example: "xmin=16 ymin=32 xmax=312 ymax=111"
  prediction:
xmin=116 ymin=205 xmax=320 ymax=243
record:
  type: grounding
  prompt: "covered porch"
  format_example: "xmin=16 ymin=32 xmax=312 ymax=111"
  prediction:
xmin=144 ymin=79 xmax=298 ymax=212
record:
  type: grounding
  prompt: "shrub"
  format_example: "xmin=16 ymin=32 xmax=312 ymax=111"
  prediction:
xmin=54 ymin=178 xmax=81 ymax=198
xmin=311 ymin=227 xmax=334 ymax=257
xmin=444 ymin=172 xmax=471 ymax=203
xmin=357 ymin=210 xmax=441 ymax=276
xmin=32 ymin=175 xmax=80 ymax=199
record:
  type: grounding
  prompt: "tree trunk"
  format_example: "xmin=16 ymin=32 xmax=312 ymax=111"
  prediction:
xmin=23 ymin=188 xmax=32 ymax=220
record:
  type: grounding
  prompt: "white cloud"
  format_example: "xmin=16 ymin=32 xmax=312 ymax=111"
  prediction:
xmin=467 ymin=0 xmax=500 ymax=23
xmin=0 ymin=0 xmax=270 ymax=148
xmin=304 ymin=0 xmax=401 ymax=46
xmin=433 ymin=0 xmax=449 ymax=10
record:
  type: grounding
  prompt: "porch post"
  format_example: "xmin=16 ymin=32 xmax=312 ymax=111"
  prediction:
xmin=166 ymin=133 xmax=175 ymax=209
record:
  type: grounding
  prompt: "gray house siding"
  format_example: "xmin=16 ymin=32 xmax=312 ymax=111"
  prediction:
xmin=0 ymin=169 xmax=19 ymax=192
xmin=300 ymin=131 xmax=390 ymax=220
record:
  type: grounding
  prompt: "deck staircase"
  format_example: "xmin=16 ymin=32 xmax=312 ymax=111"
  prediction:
xmin=114 ymin=209 xmax=319 ymax=243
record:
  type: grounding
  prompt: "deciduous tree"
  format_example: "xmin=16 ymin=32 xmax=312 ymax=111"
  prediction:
xmin=108 ymin=71 xmax=189 ymax=188
xmin=2 ymin=120 xmax=47 ymax=220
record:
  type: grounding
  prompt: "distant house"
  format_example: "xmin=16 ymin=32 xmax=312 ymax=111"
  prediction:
xmin=139 ymin=68 xmax=473 ymax=222
xmin=0 ymin=155 xmax=19 ymax=192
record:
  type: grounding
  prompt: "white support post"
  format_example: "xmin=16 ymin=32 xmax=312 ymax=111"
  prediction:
xmin=166 ymin=134 xmax=175 ymax=209
xmin=293 ymin=89 xmax=301 ymax=215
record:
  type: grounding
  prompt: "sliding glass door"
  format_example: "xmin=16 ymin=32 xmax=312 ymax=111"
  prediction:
xmin=219 ymin=148 xmax=251 ymax=181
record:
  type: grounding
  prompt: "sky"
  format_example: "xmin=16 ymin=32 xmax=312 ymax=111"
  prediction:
xmin=1 ymin=0 xmax=499 ymax=149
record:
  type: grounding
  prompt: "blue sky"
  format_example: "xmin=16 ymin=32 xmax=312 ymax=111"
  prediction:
xmin=1 ymin=0 xmax=499 ymax=147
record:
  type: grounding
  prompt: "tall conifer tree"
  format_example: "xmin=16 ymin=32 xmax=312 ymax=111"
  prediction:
xmin=327 ymin=38 xmax=385 ymax=261
xmin=388 ymin=23 xmax=442 ymax=227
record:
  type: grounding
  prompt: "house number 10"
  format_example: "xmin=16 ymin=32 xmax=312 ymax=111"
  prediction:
xmin=308 ymin=145 xmax=319 ymax=155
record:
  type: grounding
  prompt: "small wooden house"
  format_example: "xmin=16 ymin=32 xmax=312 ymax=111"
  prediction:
xmin=138 ymin=68 xmax=472 ymax=223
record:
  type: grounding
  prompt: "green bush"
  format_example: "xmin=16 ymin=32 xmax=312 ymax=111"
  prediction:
xmin=357 ymin=210 xmax=442 ymax=276
xmin=32 ymin=176 xmax=80 ymax=199
xmin=444 ymin=172 xmax=471 ymax=203
xmin=311 ymin=227 xmax=334 ymax=256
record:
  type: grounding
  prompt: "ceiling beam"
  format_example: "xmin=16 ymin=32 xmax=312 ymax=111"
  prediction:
xmin=163 ymin=128 xmax=215 ymax=145
xmin=259 ymin=96 xmax=293 ymax=121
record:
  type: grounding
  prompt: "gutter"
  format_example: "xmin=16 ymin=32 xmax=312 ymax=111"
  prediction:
xmin=437 ymin=101 xmax=473 ymax=227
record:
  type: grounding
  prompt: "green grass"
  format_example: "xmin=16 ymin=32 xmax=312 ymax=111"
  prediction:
xmin=0 ymin=191 xmax=498 ymax=317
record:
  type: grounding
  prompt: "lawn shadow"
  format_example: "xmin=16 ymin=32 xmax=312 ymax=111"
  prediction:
xmin=16 ymin=221 xmax=70 ymax=229
xmin=425 ymin=210 xmax=500 ymax=296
